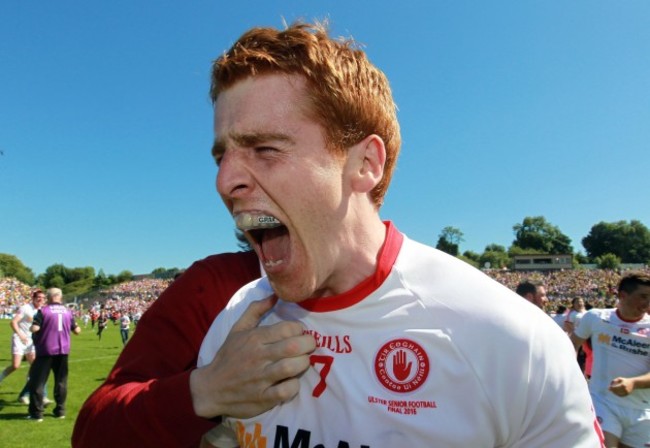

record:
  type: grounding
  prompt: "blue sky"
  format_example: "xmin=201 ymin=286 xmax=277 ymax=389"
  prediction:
xmin=2 ymin=1 xmax=649 ymax=276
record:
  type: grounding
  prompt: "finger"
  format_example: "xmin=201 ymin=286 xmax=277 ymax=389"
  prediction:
xmin=231 ymin=295 xmax=278 ymax=332
xmin=609 ymin=378 xmax=622 ymax=387
xmin=265 ymin=353 xmax=312 ymax=383
xmin=253 ymin=320 xmax=313 ymax=345
xmin=265 ymin=333 xmax=317 ymax=359
xmin=262 ymin=376 xmax=303 ymax=404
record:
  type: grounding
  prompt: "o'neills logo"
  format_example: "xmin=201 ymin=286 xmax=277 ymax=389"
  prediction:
xmin=374 ymin=338 xmax=429 ymax=393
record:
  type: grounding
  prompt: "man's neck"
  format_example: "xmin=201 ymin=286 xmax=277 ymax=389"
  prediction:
xmin=319 ymin=217 xmax=388 ymax=298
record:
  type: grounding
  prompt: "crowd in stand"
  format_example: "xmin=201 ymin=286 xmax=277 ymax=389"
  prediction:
xmin=488 ymin=268 xmax=635 ymax=312
xmin=84 ymin=278 xmax=172 ymax=328
xmin=0 ymin=278 xmax=33 ymax=318
xmin=1 ymin=277 xmax=171 ymax=328
xmin=2 ymin=266 xmax=650 ymax=321
xmin=98 ymin=278 xmax=172 ymax=302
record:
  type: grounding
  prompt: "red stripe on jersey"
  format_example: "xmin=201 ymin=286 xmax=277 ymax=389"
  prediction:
xmin=298 ymin=221 xmax=403 ymax=312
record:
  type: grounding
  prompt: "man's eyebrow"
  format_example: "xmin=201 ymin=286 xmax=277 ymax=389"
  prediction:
xmin=233 ymin=132 xmax=294 ymax=147
xmin=211 ymin=139 xmax=225 ymax=161
xmin=211 ymin=132 xmax=294 ymax=160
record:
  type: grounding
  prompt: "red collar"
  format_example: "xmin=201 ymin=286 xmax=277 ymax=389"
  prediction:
xmin=298 ymin=221 xmax=403 ymax=312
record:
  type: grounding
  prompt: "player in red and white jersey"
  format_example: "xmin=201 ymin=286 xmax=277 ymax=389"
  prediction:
xmin=572 ymin=271 xmax=650 ymax=448
xmin=190 ymin=21 xmax=603 ymax=448
xmin=199 ymin=223 xmax=601 ymax=447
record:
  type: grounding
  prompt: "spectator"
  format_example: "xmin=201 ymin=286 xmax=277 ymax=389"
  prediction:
xmin=564 ymin=297 xmax=588 ymax=334
xmin=27 ymin=288 xmax=81 ymax=421
xmin=96 ymin=310 xmax=108 ymax=341
xmin=564 ymin=297 xmax=589 ymax=375
xmin=551 ymin=304 xmax=568 ymax=328
xmin=119 ymin=313 xmax=130 ymax=345
xmin=516 ymin=279 xmax=548 ymax=309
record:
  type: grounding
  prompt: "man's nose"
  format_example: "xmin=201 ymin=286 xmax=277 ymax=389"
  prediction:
xmin=216 ymin=151 xmax=252 ymax=199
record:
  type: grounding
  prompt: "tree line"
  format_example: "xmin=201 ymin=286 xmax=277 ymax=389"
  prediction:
xmin=0 ymin=254 xmax=181 ymax=297
xmin=436 ymin=217 xmax=650 ymax=270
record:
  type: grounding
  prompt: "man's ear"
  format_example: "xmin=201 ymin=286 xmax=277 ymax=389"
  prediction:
xmin=348 ymin=134 xmax=386 ymax=194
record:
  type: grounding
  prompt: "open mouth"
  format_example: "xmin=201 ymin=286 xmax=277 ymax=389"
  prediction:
xmin=235 ymin=212 xmax=290 ymax=268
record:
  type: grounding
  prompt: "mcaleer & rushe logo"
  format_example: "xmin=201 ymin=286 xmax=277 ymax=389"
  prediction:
xmin=374 ymin=338 xmax=430 ymax=393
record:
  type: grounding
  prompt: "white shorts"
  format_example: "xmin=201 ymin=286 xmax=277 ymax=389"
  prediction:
xmin=592 ymin=393 xmax=650 ymax=447
xmin=11 ymin=335 xmax=35 ymax=356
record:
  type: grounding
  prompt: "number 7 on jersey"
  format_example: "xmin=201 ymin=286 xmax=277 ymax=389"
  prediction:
xmin=309 ymin=354 xmax=334 ymax=398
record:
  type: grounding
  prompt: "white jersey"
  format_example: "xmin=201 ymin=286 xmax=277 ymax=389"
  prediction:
xmin=566 ymin=309 xmax=586 ymax=328
xmin=13 ymin=302 xmax=37 ymax=339
xmin=574 ymin=308 xmax=650 ymax=409
xmin=199 ymin=226 xmax=601 ymax=447
xmin=552 ymin=311 xmax=567 ymax=328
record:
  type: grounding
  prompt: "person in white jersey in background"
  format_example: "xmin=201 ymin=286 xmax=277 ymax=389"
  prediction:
xmin=194 ymin=21 xmax=604 ymax=447
xmin=119 ymin=313 xmax=131 ymax=346
xmin=565 ymin=296 xmax=588 ymax=334
xmin=551 ymin=304 xmax=568 ymax=328
xmin=565 ymin=296 xmax=589 ymax=374
xmin=572 ymin=271 xmax=650 ymax=448
xmin=0 ymin=289 xmax=50 ymax=405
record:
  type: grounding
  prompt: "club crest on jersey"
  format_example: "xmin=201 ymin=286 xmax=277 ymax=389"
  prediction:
xmin=374 ymin=338 xmax=429 ymax=393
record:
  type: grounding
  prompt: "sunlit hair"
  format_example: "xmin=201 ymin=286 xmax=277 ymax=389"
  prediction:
xmin=618 ymin=271 xmax=650 ymax=295
xmin=46 ymin=287 xmax=62 ymax=301
xmin=210 ymin=20 xmax=401 ymax=208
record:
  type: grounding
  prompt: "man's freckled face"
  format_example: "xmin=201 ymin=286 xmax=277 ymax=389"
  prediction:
xmin=214 ymin=74 xmax=348 ymax=301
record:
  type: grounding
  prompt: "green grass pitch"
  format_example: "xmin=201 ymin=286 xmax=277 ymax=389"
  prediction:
xmin=0 ymin=319 xmax=124 ymax=447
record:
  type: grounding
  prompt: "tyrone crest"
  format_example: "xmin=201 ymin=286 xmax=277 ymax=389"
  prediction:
xmin=374 ymin=338 xmax=430 ymax=393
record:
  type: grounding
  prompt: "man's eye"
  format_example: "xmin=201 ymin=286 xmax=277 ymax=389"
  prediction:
xmin=256 ymin=146 xmax=277 ymax=154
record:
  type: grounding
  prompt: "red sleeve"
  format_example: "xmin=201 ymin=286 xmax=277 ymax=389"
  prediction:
xmin=72 ymin=251 xmax=260 ymax=448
